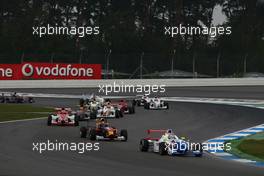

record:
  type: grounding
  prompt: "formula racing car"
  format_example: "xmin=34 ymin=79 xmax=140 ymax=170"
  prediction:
xmin=112 ymin=99 xmax=135 ymax=114
xmin=133 ymin=95 xmax=150 ymax=106
xmin=74 ymin=106 xmax=90 ymax=121
xmin=0 ymin=93 xmax=5 ymax=103
xmin=144 ymin=97 xmax=169 ymax=110
xmin=80 ymin=118 xmax=128 ymax=141
xmin=139 ymin=129 xmax=203 ymax=157
xmin=79 ymin=94 xmax=105 ymax=107
xmin=90 ymin=102 xmax=123 ymax=119
xmin=2 ymin=92 xmax=34 ymax=103
xmin=47 ymin=108 xmax=79 ymax=126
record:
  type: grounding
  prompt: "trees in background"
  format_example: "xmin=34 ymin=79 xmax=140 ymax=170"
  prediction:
xmin=0 ymin=0 xmax=263 ymax=76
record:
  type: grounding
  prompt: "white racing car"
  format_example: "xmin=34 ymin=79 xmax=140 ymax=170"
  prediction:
xmin=80 ymin=94 xmax=105 ymax=107
xmin=90 ymin=102 xmax=123 ymax=119
xmin=144 ymin=97 xmax=169 ymax=110
xmin=133 ymin=95 xmax=150 ymax=106
xmin=139 ymin=129 xmax=203 ymax=157
xmin=88 ymin=100 xmax=101 ymax=111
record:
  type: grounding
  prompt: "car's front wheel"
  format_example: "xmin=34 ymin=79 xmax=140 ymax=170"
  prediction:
xmin=47 ymin=115 xmax=52 ymax=126
xmin=89 ymin=128 xmax=97 ymax=141
xmin=193 ymin=143 xmax=203 ymax=157
xmin=80 ymin=127 xmax=87 ymax=138
xmin=120 ymin=129 xmax=128 ymax=141
xmin=128 ymin=106 xmax=135 ymax=114
xmin=140 ymin=139 xmax=149 ymax=152
xmin=164 ymin=102 xmax=169 ymax=109
xmin=159 ymin=142 xmax=167 ymax=155
xmin=115 ymin=110 xmax=120 ymax=118
xmin=74 ymin=116 xmax=79 ymax=126
xmin=90 ymin=110 xmax=97 ymax=119
xmin=144 ymin=103 xmax=150 ymax=109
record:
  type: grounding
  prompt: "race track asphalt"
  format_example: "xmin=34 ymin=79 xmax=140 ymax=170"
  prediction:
xmin=0 ymin=87 xmax=264 ymax=176
xmin=2 ymin=85 xmax=264 ymax=99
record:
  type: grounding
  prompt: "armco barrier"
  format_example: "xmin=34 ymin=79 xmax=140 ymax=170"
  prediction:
xmin=0 ymin=78 xmax=264 ymax=89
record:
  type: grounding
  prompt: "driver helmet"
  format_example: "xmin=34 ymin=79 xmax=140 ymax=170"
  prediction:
xmin=99 ymin=118 xmax=105 ymax=123
xmin=168 ymin=134 xmax=176 ymax=140
xmin=166 ymin=129 xmax=173 ymax=134
xmin=61 ymin=108 xmax=67 ymax=113
xmin=106 ymin=102 xmax=111 ymax=108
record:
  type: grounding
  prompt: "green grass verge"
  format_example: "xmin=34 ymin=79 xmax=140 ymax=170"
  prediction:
xmin=226 ymin=132 xmax=264 ymax=162
xmin=0 ymin=104 xmax=53 ymax=122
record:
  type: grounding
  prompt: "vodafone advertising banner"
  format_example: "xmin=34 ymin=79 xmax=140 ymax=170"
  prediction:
xmin=0 ymin=63 xmax=101 ymax=80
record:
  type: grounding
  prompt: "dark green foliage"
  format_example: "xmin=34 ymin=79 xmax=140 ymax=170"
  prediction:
xmin=0 ymin=0 xmax=263 ymax=76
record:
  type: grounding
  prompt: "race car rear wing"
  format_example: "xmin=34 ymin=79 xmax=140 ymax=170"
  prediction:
xmin=54 ymin=108 xmax=72 ymax=111
xmin=147 ymin=129 xmax=167 ymax=134
xmin=144 ymin=129 xmax=167 ymax=141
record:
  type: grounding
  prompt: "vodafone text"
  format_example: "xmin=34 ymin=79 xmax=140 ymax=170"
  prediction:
xmin=22 ymin=63 xmax=93 ymax=77
xmin=0 ymin=63 xmax=101 ymax=80
xmin=0 ymin=68 xmax=12 ymax=77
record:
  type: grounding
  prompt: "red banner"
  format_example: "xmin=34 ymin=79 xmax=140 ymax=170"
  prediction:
xmin=0 ymin=63 xmax=101 ymax=80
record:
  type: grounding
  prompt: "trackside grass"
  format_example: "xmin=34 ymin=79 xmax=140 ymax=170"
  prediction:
xmin=0 ymin=104 xmax=53 ymax=122
xmin=226 ymin=132 xmax=264 ymax=162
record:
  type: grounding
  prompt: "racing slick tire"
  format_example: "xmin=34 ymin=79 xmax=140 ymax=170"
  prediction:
xmin=90 ymin=110 xmax=97 ymax=119
xmin=164 ymin=102 xmax=169 ymax=109
xmin=132 ymin=100 xmax=137 ymax=106
xmin=128 ymin=106 xmax=135 ymax=114
xmin=101 ymin=129 xmax=108 ymax=138
xmin=115 ymin=110 xmax=120 ymax=118
xmin=120 ymin=129 xmax=128 ymax=141
xmin=140 ymin=139 xmax=149 ymax=152
xmin=193 ymin=143 xmax=203 ymax=157
xmin=159 ymin=142 xmax=167 ymax=155
xmin=144 ymin=103 xmax=150 ymax=109
xmin=74 ymin=116 xmax=79 ymax=126
xmin=47 ymin=115 xmax=52 ymax=126
xmin=29 ymin=97 xmax=34 ymax=103
xmin=89 ymin=128 xmax=97 ymax=141
xmin=119 ymin=110 xmax=124 ymax=118
xmin=80 ymin=127 xmax=87 ymax=138
xmin=137 ymin=100 xmax=141 ymax=107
